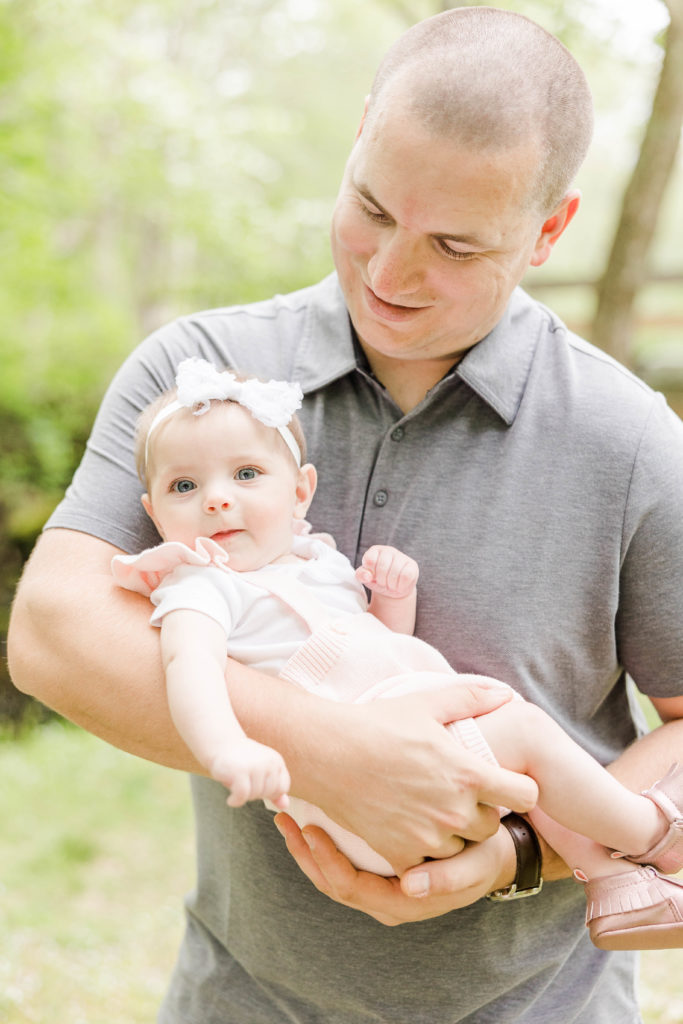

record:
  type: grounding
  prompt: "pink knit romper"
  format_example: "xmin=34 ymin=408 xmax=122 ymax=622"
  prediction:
xmin=257 ymin=573 xmax=506 ymax=875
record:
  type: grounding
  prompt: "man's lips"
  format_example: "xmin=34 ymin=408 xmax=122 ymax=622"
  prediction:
xmin=362 ymin=282 xmax=428 ymax=322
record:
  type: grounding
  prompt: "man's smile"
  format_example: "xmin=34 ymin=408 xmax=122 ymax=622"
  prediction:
xmin=362 ymin=282 xmax=430 ymax=322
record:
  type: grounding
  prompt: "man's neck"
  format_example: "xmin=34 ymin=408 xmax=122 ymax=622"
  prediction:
xmin=362 ymin=350 xmax=462 ymax=414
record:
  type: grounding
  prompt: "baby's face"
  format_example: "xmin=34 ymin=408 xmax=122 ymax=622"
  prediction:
xmin=143 ymin=402 xmax=309 ymax=570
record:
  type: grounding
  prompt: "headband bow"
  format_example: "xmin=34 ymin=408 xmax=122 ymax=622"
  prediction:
xmin=146 ymin=358 xmax=304 ymax=466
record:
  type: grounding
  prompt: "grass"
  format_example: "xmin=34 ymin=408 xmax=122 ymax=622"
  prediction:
xmin=0 ymin=722 xmax=192 ymax=1024
xmin=0 ymin=722 xmax=682 ymax=1023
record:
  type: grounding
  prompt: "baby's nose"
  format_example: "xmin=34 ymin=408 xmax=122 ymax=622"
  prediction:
xmin=205 ymin=497 xmax=231 ymax=513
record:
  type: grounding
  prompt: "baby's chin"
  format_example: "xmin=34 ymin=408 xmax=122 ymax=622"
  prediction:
xmin=231 ymin=550 xmax=300 ymax=572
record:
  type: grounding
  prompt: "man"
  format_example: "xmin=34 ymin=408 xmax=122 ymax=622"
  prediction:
xmin=9 ymin=7 xmax=683 ymax=1022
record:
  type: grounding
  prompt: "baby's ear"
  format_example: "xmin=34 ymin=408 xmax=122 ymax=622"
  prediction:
xmin=293 ymin=463 xmax=317 ymax=518
xmin=141 ymin=493 xmax=162 ymax=535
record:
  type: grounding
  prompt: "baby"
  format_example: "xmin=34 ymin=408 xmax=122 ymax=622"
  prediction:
xmin=113 ymin=358 xmax=683 ymax=952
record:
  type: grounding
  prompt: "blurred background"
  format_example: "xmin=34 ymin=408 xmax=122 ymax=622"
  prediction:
xmin=1 ymin=0 xmax=682 ymax=1019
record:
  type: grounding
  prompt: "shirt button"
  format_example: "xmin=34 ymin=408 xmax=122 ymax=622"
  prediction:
xmin=391 ymin=426 xmax=404 ymax=442
xmin=373 ymin=489 xmax=388 ymax=507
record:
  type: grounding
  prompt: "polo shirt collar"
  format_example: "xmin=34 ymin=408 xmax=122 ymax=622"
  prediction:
xmin=292 ymin=274 xmax=357 ymax=391
xmin=456 ymin=287 xmax=543 ymax=425
xmin=297 ymin=275 xmax=543 ymax=426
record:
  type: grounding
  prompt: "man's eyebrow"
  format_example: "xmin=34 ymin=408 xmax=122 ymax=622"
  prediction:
xmin=353 ymin=179 xmax=489 ymax=249
xmin=355 ymin=182 xmax=390 ymax=216
xmin=433 ymin=230 xmax=489 ymax=250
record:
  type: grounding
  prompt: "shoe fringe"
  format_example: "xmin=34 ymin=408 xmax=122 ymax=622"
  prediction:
xmin=581 ymin=867 xmax=673 ymax=923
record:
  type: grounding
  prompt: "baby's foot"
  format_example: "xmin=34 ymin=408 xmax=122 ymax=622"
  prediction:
xmin=576 ymin=865 xmax=683 ymax=950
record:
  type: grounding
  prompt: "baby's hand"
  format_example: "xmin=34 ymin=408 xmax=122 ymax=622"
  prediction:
xmin=210 ymin=739 xmax=290 ymax=811
xmin=355 ymin=545 xmax=419 ymax=600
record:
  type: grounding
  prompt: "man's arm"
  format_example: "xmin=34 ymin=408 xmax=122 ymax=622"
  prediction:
xmin=609 ymin=696 xmax=683 ymax=789
xmin=7 ymin=528 xmax=351 ymax=774
xmin=278 ymin=695 xmax=683 ymax=923
xmin=8 ymin=529 xmax=193 ymax=767
xmin=8 ymin=527 xmax=537 ymax=871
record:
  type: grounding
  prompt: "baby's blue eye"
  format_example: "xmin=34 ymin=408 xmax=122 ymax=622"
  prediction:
xmin=172 ymin=479 xmax=196 ymax=493
xmin=236 ymin=467 xmax=258 ymax=481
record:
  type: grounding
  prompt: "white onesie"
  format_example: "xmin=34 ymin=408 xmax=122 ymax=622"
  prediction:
xmin=112 ymin=522 xmax=503 ymax=874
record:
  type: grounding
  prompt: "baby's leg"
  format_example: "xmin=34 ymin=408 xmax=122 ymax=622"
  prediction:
xmin=474 ymin=700 xmax=667 ymax=865
xmin=527 ymin=805 xmax=634 ymax=879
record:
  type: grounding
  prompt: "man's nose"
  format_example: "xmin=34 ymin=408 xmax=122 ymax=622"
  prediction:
xmin=367 ymin=231 xmax=422 ymax=300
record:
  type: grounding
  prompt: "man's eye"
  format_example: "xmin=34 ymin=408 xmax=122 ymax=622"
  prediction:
xmin=439 ymin=241 xmax=476 ymax=261
xmin=358 ymin=198 xmax=389 ymax=223
xmin=235 ymin=467 xmax=258 ymax=481
xmin=172 ymin=479 xmax=195 ymax=493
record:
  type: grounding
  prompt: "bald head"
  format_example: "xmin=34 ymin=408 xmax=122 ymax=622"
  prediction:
xmin=366 ymin=6 xmax=593 ymax=215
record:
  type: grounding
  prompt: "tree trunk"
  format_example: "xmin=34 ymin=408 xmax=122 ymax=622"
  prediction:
xmin=591 ymin=1 xmax=683 ymax=366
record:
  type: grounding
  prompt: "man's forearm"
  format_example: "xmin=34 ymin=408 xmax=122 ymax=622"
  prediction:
xmin=7 ymin=531 xmax=353 ymax=788
xmin=8 ymin=531 xmax=543 ymax=871
xmin=608 ymin=710 xmax=683 ymax=791
xmin=9 ymin=551 xmax=200 ymax=771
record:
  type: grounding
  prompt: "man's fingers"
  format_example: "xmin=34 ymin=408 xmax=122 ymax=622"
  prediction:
xmin=275 ymin=814 xmax=505 ymax=925
xmin=300 ymin=826 xmax=364 ymax=901
xmin=401 ymin=843 xmax=485 ymax=900
xmin=429 ymin=676 xmax=515 ymax=724
xmin=388 ymin=832 xmax=466 ymax=877
xmin=274 ymin=814 xmax=332 ymax=892
xmin=478 ymin=763 xmax=538 ymax=814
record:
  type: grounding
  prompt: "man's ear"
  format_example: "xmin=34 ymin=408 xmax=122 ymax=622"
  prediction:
xmin=293 ymin=463 xmax=318 ymax=519
xmin=529 ymin=190 xmax=581 ymax=268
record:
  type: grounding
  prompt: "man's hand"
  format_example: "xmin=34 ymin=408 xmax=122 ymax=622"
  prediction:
xmin=274 ymin=813 xmax=517 ymax=925
xmin=303 ymin=679 xmax=538 ymax=874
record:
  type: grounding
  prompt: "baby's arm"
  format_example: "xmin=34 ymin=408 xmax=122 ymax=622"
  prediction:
xmin=160 ymin=608 xmax=290 ymax=809
xmin=356 ymin=545 xmax=419 ymax=635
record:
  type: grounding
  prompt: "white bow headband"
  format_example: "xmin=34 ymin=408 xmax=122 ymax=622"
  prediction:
xmin=146 ymin=358 xmax=304 ymax=467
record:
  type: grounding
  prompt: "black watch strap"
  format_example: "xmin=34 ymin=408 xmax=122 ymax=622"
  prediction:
xmin=486 ymin=813 xmax=543 ymax=901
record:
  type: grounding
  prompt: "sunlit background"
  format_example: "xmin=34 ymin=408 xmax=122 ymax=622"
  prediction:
xmin=1 ymin=2 xmax=682 ymax=1020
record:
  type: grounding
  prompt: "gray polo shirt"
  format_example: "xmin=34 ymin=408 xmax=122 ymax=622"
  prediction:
xmin=48 ymin=273 xmax=683 ymax=1023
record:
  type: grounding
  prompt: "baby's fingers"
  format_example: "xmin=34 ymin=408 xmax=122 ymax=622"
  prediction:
xmin=225 ymin=772 xmax=251 ymax=808
xmin=219 ymin=742 xmax=290 ymax=808
xmin=358 ymin=546 xmax=418 ymax=596
xmin=241 ymin=746 xmax=290 ymax=806
xmin=262 ymin=759 xmax=291 ymax=811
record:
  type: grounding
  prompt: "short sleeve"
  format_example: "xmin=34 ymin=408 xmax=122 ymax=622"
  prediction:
xmin=617 ymin=395 xmax=683 ymax=697
xmin=149 ymin=565 xmax=242 ymax=639
xmin=44 ymin=315 xmax=248 ymax=553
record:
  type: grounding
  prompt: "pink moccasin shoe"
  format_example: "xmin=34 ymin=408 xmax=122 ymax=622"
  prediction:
xmin=578 ymin=866 xmax=683 ymax=951
xmin=575 ymin=764 xmax=683 ymax=951
xmin=630 ymin=763 xmax=683 ymax=874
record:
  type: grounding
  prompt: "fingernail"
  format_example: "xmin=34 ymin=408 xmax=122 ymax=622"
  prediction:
xmin=273 ymin=818 xmax=285 ymax=836
xmin=403 ymin=871 xmax=430 ymax=897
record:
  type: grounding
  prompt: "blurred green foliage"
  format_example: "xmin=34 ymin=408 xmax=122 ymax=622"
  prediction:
xmin=2 ymin=0 xmax=682 ymax=721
